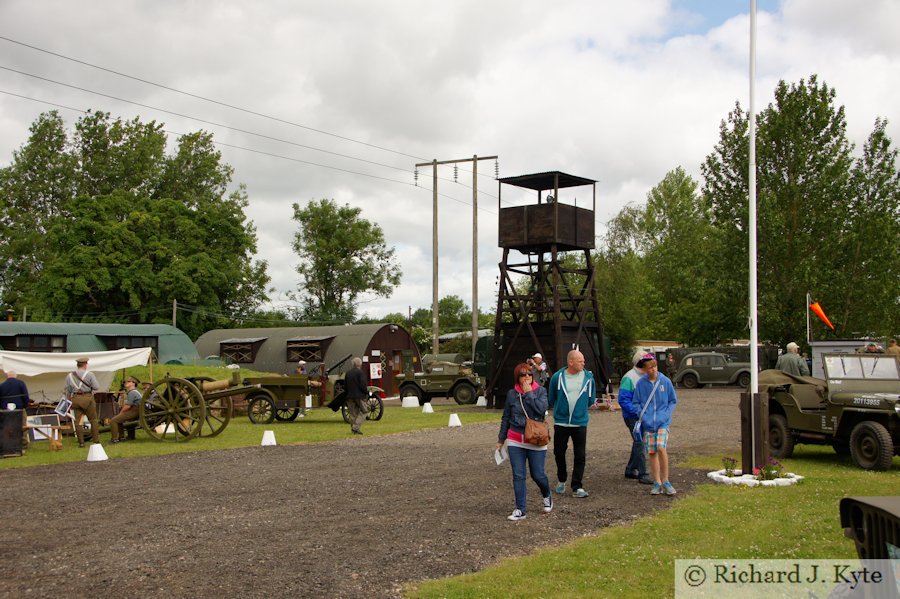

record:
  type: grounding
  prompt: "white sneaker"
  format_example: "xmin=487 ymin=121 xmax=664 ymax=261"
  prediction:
xmin=507 ymin=509 xmax=526 ymax=521
xmin=542 ymin=496 xmax=553 ymax=513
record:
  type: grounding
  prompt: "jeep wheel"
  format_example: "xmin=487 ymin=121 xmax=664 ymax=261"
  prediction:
xmin=400 ymin=384 xmax=425 ymax=406
xmin=452 ymin=382 xmax=477 ymax=405
xmin=768 ymin=414 xmax=794 ymax=458
xmin=681 ymin=373 xmax=699 ymax=389
xmin=737 ymin=372 xmax=751 ymax=388
xmin=849 ymin=421 xmax=893 ymax=471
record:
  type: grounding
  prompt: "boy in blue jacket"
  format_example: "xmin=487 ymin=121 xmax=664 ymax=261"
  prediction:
xmin=548 ymin=349 xmax=595 ymax=498
xmin=633 ymin=357 xmax=678 ymax=495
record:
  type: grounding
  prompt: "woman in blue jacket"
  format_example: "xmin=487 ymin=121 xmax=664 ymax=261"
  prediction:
xmin=497 ymin=362 xmax=552 ymax=521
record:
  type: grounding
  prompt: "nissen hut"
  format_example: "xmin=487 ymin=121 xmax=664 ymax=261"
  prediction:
xmin=194 ymin=324 xmax=419 ymax=395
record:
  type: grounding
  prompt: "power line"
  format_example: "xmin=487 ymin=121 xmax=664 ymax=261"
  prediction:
xmin=0 ymin=35 xmax=426 ymax=161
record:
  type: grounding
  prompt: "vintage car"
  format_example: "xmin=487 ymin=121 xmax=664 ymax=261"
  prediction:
xmin=673 ymin=352 xmax=752 ymax=388
xmin=762 ymin=352 xmax=900 ymax=471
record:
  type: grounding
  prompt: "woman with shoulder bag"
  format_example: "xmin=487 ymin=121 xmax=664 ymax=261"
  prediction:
xmin=496 ymin=362 xmax=552 ymax=521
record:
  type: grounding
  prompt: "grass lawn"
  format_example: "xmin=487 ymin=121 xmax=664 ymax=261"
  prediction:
xmin=2 ymin=363 xmax=501 ymax=470
xmin=406 ymin=447 xmax=898 ymax=599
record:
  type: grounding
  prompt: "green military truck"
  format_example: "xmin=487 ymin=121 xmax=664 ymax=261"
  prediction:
xmin=396 ymin=355 xmax=483 ymax=406
xmin=761 ymin=352 xmax=899 ymax=471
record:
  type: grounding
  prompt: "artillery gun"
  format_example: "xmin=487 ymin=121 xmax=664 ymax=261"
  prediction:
xmin=138 ymin=372 xmax=260 ymax=441
xmin=242 ymin=353 xmax=384 ymax=425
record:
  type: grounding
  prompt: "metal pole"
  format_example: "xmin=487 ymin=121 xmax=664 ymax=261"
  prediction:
xmin=748 ymin=0 xmax=759 ymax=463
xmin=432 ymin=159 xmax=439 ymax=355
xmin=472 ymin=155 xmax=479 ymax=360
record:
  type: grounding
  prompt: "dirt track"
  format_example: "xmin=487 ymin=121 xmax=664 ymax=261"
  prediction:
xmin=0 ymin=388 xmax=744 ymax=598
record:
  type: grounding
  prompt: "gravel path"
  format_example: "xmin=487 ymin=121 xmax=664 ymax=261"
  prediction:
xmin=0 ymin=388 xmax=743 ymax=598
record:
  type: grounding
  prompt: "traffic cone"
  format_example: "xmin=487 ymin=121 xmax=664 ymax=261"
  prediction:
xmin=422 ymin=403 xmax=434 ymax=413
xmin=86 ymin=443 xmax=108 ymax=462
xmin=448 ymin=413 xmax=462 ymax=427
xmin=476 ymin=396 xmax=487 ymax=407
xmin=261 ymin=430 xmax=277 ymax=446
xmin=401 ymin=397 xmax=419 ymax=408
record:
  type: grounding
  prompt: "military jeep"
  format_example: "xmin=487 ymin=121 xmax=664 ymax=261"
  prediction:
xmin=761 ymin=352 xmax=900 ymax=471
xmin=396 ymin=358 xmax=483 ymax=405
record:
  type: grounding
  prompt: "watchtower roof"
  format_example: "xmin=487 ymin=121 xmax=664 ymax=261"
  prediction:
xmin=499 ymin=171 xmax=596 ymax=191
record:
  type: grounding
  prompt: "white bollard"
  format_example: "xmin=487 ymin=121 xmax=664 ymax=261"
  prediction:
xmin=86 ymin=443 xmax=109 ymax=462
xmin=261 ymin=430 xmax=277 ymax=446
xmin=422 ymin=403 xmax=434 ymax=414
xmin=475 ymin=396 xmax=487 ymax=407
xmin=401 ymin=397 xmax=419 ymax=408
xmin=448 ymin=413 xmax=462 ymax=427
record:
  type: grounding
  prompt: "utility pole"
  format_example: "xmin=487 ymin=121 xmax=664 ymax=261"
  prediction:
xmin=415 ymin=155 xmax=497 ymax=357
xmin=172 ymin=299 xmax=177 ymax=328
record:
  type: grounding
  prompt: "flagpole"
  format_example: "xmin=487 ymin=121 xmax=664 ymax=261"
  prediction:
xmin=748 ymin=0 xmax=759 ymax=469
xmin=806 ymin=291 xmax=811 ymax=344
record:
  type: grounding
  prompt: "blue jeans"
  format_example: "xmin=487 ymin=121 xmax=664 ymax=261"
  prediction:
xmin=508 ymin=445 xmax=550 ymax=513
xmin=623 ymin=417 xmax=648 ymax=478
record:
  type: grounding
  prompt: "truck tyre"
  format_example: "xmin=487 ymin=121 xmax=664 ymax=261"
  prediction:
xmin=768 ymin=414 xmax=794 ymax=458
xmin=849 ymin=421 xmax=893 ymax=471
xmin=400 ymin=384 xmax=425 ymax=406
xmin=452 ymin=382 xmax=477 ymax=405
xmin=737 ymin=372 xmax=751 ymax=388
xmin=681 ymin=373 xmax=699 ymax=389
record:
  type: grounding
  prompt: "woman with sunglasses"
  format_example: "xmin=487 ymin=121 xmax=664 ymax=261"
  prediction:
xmin=496 ymin=362 xmax=552 ymax=521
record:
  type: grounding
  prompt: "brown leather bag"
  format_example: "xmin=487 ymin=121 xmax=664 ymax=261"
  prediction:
xmin=519 ymin=393 xmax=550 ymax=446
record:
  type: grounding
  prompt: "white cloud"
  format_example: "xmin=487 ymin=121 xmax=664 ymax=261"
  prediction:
xmin=1 ymin=0 xmax=897 ymax=319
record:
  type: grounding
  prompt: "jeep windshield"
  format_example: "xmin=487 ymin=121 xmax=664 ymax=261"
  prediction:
xmin=823 ymin=354 xmax=900 ymax=380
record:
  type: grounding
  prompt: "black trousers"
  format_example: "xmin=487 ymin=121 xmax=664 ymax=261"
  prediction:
xmin=553 ymin=425 xmax=587 ymax=491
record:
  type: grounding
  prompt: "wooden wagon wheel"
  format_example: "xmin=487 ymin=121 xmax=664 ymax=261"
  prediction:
xmin=199 ymin=394 xmax=232 ymax=437
xmin=139 ymin=377 xmax=205 ymax=442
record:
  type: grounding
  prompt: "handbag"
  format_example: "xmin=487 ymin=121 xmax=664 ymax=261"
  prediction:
xmin=632 ymin=379 xmax=661 ymax=443
xmin=518 ymin=392 xmax=550 ymax=446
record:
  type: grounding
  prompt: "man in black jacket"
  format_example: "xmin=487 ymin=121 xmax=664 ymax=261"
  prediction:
xmin=345 ymin=357 xmax=369 ymax=435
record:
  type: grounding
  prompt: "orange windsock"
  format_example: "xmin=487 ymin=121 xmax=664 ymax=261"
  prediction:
xmin=809 ymin=302 xmax=834 ymax=330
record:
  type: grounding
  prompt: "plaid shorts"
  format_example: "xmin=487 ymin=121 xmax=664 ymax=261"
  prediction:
xmin=643 ymin=428 xmax=669 ymax=454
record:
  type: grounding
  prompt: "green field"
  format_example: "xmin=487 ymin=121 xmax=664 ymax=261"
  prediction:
xmin=406 ymin=448 xmax=898 ymax=598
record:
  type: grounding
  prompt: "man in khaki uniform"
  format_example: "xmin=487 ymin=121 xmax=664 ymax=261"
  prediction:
xmin=65 ymin=358 xmax=100 ymax=447
xmin=109 ymin=376 xmax=141 ymax=443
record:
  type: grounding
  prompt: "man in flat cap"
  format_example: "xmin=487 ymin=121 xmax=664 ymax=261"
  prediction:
xmin=109 ymin=376 xmax=141 ymax=443
xmin=65 ymin=358 xmax=101 ymax=447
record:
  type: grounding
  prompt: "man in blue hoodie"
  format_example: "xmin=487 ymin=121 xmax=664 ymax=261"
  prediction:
xmin=617 ymin=352 xmax=654 ymax=484
xmin=634 ymin=357 xmax=678 ymax=496
xmin=548 ymin=349 xmax=595 ymax=498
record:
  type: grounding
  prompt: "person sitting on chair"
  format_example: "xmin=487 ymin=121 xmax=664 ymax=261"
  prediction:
xmin=109 ymin=376 xmax=141 ymax=443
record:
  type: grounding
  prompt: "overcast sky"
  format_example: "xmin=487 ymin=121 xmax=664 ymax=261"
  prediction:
xmin=1 ymin=0 xmax=898 ymax=324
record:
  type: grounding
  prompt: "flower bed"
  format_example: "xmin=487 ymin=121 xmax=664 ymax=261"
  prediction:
xmin=707 ymin=469 xmax=804 ymax=487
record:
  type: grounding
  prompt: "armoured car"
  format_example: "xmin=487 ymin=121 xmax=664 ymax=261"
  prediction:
xmin=762 ymin=352 xmax=900 ymax=471
xmin=396 ymin=359 xmax=483 ymax=405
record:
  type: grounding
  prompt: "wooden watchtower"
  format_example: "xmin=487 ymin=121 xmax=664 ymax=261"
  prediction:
xmin=486 ymin=171 xmax=610 ymax=407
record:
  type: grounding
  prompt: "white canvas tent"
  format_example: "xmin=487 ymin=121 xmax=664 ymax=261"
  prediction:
xmin=0 ymin=348 xmax=152 ymax=404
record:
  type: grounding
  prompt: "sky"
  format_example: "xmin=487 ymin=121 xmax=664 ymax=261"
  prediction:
xmin=1 ymin=0 xmax=898 ymax=325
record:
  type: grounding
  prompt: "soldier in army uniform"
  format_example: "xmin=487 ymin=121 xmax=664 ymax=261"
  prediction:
xmin=110 ymin=376 xmax=141 ymax=443
xmin=65 ymin=358 xmax=101 ymax=447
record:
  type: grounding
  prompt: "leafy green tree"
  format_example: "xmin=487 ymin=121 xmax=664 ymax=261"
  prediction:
xmin=0 ymin=110 xmax=270 ymax=339
xmin=701 ymin=75 xmax=899 ymax=344
xmin=291 ymin=199 xmax=400 ymax=323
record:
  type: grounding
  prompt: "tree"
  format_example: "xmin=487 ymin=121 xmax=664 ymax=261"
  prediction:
xmin=0 ymin=110 xmax=271 ymax=338
xmin=701 ymin=75 xmax=899 ymax=344
xmin=291 ymin=199 xmax=400 ymax=322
